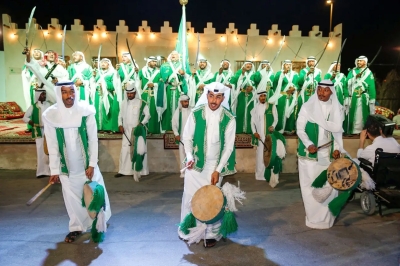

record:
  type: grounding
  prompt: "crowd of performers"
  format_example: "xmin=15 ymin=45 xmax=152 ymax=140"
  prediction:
xmin=21 ymin=46 xmax=390 ymax=247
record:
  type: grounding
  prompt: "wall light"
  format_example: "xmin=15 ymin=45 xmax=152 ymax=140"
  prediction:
xmin=150 ymin=32 xmax=155 ymax=39
xmin=220 ymin=35 xmax=225 ymax=42
xmin=101 ymin=32 xmax=107 ymax=38
xmin=10 ymin=33 xmax=17 ymax=39
xmin=93 ymin=33 xmax=98 ymax=39
xmin=137 ymin=33 xmax=142 ymax=39
xmin=328 ymin=42 xmax=333 ymax=48
xmin=57 ymin=32 xmax=62 ymax=38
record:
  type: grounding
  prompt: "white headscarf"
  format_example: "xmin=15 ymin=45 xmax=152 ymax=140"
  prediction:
xmin=281 ymin=60 xmax=292 ymax=71
xmin=241 ymin=60 xmax=255 ymax=73
xmin=220 ymin=59 xmax=233 ymax=74
xmin=122 ymin=52 xmax=139 ymax=68
xmin=178 ymin=94 xmax=190 ymax=109
xmin=298 ymin=79 xmax=345 ymax=152
xmin=72 ymin=51 xmax=86 ymax=63
xmin=257 ymin=60 xmax=273 ymax=73
xmin=42 ymin=81 xmax=95 ymax=128
xmin=195 ymin=82 xmax=231 ymax=110
xmin=306 ymin=56 xmax=317 ymax=67
xmin=327 ymin=61 xmax=340 ymax=73
xmin=355 ymin=56 xmax=368 ymax=67
xmin=197 ymin=59 xmax=212 ymax=73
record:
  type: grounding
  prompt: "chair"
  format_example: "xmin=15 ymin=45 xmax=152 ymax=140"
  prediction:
xmin=358 ymin=148 xmax=400 ymax=216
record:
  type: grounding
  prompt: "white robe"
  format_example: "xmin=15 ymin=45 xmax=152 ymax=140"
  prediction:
xmin=23 ymin=101 xmax=51 ymax=177
xmin=172 ymin=107 xmax=192 ymax=177
xmin=297 ymin=101 xmax=339 ymax=229
xmin=250 ymin=102 xmax=282 ymax=186
xmin=117 ymin=98 xmax=150 ymax=176
xmin=179 ymin=105 xmax=236 ymax=240
xmin=44 ymin=114 xmax=111 ymax=232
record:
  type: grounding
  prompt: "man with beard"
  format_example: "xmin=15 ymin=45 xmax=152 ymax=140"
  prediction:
xmin=269 ymin=60 xmax=299 ymax=134
xmin=193 ymin=59 xmax=214 ymax=103
xmin=296 ymin=80 xmax=344 ymax=229
xmin=346 ymin=56 xmax=376 ymax=134
xmin=158 ymin=51 xmax=190 ymax=131
xmin=117 ymin=52 xmax=139 ymax=98
xmin=68 ymin=51 xmax=94 ymax=103
xmin=324 ymin=61 xmax=349 ymax=133
xmin=94 ymin=58 xmax=121 ymax=132
xmin=43 ymin=81 xmax=111 ymax=243
xmin=172 ymin=94 xmax=192 ymax=177
xmin=115 ymin=82 xmax=150 ymax=181
xmin=214 ymin=59 xmax=234 ymax=86
xmin=297 ymin=56 xmax=322 ymax=117
xmin=251 ymin=88 xmax=286 ymax=187
xmin=252 ymin=60 xmax=275 ymax=98
xmin=229 ymin=61 xmax=256 ymax=133
xmin=22 ymin=89 xmax=51 ymax=178
xmin=137 ymin=56 xmax=162 ymax=134
xmin=178 ymin=82 xmax=236 ymax=248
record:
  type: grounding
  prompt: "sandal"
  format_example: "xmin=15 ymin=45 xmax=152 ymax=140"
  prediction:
xmin=65 ymin=231 xmax=82 ymax=243
xmin=204 ymin=239 xmax=217 ymax=248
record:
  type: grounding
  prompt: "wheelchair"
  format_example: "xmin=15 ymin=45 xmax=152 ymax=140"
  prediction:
xmin=358 ymin=148 xmax=400 ymax=216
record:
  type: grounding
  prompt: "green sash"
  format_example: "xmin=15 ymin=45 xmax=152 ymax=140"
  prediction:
xmin=55 ymin=116 xmax=89 ymax=175
xmin=192 ymin=105 xmax=236 ymax=176
xmin=31 ymin=103 xmax=43 ymax=139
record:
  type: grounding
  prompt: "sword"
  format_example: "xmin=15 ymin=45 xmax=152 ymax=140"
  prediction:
xmin=316 ymin=38 xmax=331 ymax=66
xmin=193 ymin=33 xmax=200 ymax=72
xmin=97 ymin=44 xmax=102 ymax=73
xmin=333 ymin=38 xmax=347 ymax=73
xmin=115 ymin=33 xmax=119 ymax=64
xmin=126 ymin=38 xmax=138 ymax=69
xmin=39 ymin=25 xmax=48 ymax=51
xmin=270 ymin=35 xmax=285 ymax=65
xmin=22 ymin=6 xmax=36 ymax=54
xmin=244 ymin=35 xmax=249 ymax=61
xmin=121 ymin=125 xmax=132 ymax=146
xmin=61 ymin=25 xmax=66 ymax=61
xmin=293 ymin=42 xmax=303 ymax=60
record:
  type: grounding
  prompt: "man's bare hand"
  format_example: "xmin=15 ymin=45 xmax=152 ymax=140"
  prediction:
xmin=198 ymin=84 xmax=205 ymax=90
xmin=147 ymin=83 xmax=154 ymax=88
xmin=179 ymin=69 xmax=185 ymax=75
xmin=116 ymin=64 xmax=120 ymax=70
xmin=175 ymin=135 xmax=181 ymax=142
xmin=51 ymin=78 xmax=58 ymax=84
xmin=242 ymin=69 xmax=246 ymax=75
xmin=308 ymin=144 xmax=318 ymax=154
xmin=86 ymin=166 xmax=94 ymax=180
xmin=186 ymin=160 xmax=195 ymax=170
xmin=211 ymin=171 xmax=219 ymax=185
xmin=49 ymin=175 xmax=60 ymax=184
xmin=24 ymin=48 xmax=31 ymax=62
xmin=254 ymin=133 xmax=260 ymax=139
xmin=119 ymin=125 xmax=124 ymax=133
xmin=268 ymin=126 xmax=274 ymax=133
xmin=75 ymin=79 xmax=83 ymax=87
xmin=28 ymin=120 xmax=34 ymax=127
xmin=135 ymin=67 xmax=139 ymax=73
xmin=219 ymin=67 xmax=223 ymax=74
xmin=332 ymin=150 xmax=341 ymax=159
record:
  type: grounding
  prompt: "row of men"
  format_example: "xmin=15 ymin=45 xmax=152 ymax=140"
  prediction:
xmin=21 ymin=49 xmax=376 ymax=137
xmin=32 ymin=78 xmax=399 ymax=247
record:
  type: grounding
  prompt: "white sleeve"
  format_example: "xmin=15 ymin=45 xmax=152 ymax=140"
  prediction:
xmin=296 ymin=108 xmax=314 ymax=148
xmin=22 ymin=105 xmax=33 ymax=123
xmin=43 ymin=119 xmax=61 ymax=175
xmin=250 ymin=111 xmax=256 ymax=134
xmin=216 ymin=118 xmax=236 ymax=173
xmin=182 ymin=113 xmax=195 ymax=162
xmin=86 ymin=114 xmax=98 ymax=167
xmin=141 ymin=105 xmax=150 ymax=125
xmin=272 ymin=105 xmax=278 ymax=128
xmin=171 ymin=109 xmax=180 ymax=136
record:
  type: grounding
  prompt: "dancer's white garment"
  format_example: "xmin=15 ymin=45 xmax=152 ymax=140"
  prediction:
xmin=23 ymin=101 xmax=51 ymax=177
xmin=172 ymin=107 xmax=191 ymax=177
xmin=44 ymin=114 xmax=111 ymax=232
xmin=118 ymin=97 xmax=150 ymax=176
xmin=179 ymin=104 xmax=236 ymax=240
xmin=297 ymin=100 xmax=340 ymax=229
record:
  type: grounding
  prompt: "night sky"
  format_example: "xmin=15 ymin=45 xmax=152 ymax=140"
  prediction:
xmin=1 ymin=0 xmax=399 ymax=79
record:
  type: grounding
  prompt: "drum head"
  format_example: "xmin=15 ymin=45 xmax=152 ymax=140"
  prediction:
xmin=83 ymin=183 xmax=97 ymax=219
xmin=327 ymin=158 xmax=359 ymax=190
xmin=191 ymin=185 xmax=224 ymax=223
xmin=263 ymin=135 xmax=273 ymax=167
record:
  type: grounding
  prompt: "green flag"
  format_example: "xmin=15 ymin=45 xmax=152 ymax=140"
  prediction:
xmin=175 ymin=5 xmax=191 ymax=75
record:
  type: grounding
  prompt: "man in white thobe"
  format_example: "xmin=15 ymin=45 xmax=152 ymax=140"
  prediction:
xmin=251 ymin=89 xmax=285 ymax=187
xmin=297 ymin=80 xmax=345 ymax=229
xmin=115 ymin=82 xmax=150 ymax=181
xmin=172 ymin=94 xmax=192 ymax=177
xmin=43 ymin=81 xmax=111 ymax=243
xmin=22 ymin=89 xmax=51 ymax=178
xmin=178 ymin=82 xmax=236 ymax=248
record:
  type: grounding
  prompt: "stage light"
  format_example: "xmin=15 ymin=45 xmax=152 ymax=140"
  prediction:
xmin=57 ymin=33 xmax=62 ymax=38
xmin=137 ymin=33 xmax=142 ymax=39
xmin=10 ymin=33 xmax=16 ymax=39
xmin=328 ymin=42 xmax=333 ymax=48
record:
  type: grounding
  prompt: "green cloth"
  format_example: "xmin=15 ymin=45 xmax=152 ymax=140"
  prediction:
xmin=138 ymin=68 xmax=161 ymax=134
xmin=31 ymin=103 xmax=43 ymax=139
xmin=158 ymin=61 xmax=189 ymax=131
xmin=297 ymin=68 xmax=322 ymax=120
xmin=191 ymin=105 xmax=236 ymax=176
xmin=251 ymin=70 xmax=275 ymax=98
xmin=194 ymin=69 xmax=214 ymax=103
xmin=55 ymin=117 xmax=89 ymax=175
xmin=94 ymin=72 xmax=120 ymax=132
xmin=346 ymin=68 xmax=376 ymax=134
xmin=272 ymin=71 xmax=299 ymax=133
xmin=251 ymin=103 xmax=275 ymax=146
xmin=68 ymin=63 xmax=93 ymax=101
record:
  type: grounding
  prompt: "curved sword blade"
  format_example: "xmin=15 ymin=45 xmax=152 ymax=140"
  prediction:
xmin=115 ymin=33 xmax=119 ymax=64
xmin=62 ymin=25 xmax=66 ymax=60
xmin=126 ymin=38 xmax=138 ymax=69
xmin=271 ymin=35 xmax=285 ymax=65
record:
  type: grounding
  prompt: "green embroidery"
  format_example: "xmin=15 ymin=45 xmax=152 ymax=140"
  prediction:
xmin=31 ymin=103 xmax=42 ymax=139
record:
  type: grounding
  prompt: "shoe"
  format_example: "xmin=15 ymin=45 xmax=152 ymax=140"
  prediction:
xmin=204 ymin=239 xmax=217 ymax=248
xmin=114 ymin=173 xmax=124 ymax=178
xmin=36 ymin=175 xmax=48 ymax=179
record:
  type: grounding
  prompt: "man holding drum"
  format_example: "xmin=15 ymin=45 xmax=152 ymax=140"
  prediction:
xmin=296 ymin=80 xmax=345 ymax=229
xmin=178 ymin=82 xmax=236 ymax=247
xmin=43 ymin=81 xmax=112 ymax=242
